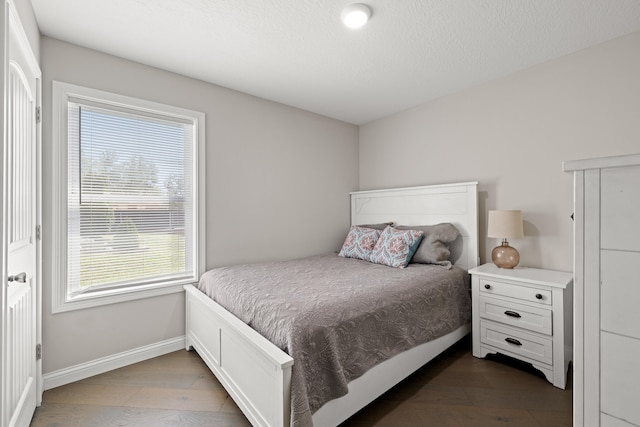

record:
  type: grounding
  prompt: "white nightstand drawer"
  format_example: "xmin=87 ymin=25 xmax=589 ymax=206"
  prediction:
xmin=480 ymin=321 xmax=553 ymax=365
xmin=478 ymin=295 xmax=552 ymax=335
xmin=480 ymin=279 xmax=552 ymax=305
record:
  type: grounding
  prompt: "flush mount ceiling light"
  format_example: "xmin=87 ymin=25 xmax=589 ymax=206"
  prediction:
xmin=341 ymin=3 xmax=372 ymax=29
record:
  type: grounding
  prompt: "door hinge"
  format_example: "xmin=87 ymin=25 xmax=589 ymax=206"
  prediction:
xmin=36 ymin=344 xmax=42 ymax=361
xmin=36 ymin=106 xmax=41 ymax=124
xmin=36 ymin=224 xmax=41 ymax=241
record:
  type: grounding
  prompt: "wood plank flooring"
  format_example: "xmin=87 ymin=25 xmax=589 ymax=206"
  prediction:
xmin=30 ymin=336 xmax=572 ymax=426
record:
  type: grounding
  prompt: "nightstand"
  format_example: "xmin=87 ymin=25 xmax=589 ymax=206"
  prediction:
xmin=469 ymin=263 xmax=573 ymax=389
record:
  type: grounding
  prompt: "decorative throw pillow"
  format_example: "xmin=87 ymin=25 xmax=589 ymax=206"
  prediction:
xmin=338 ymin=226 xmax=382 ymax=261
xmin=395 ymin=223 xmax=460 ymax=268
xmin=369 ymin=226 xmax=424 ymax=268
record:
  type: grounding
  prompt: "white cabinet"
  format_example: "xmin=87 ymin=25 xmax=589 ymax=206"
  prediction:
xmin=470 ymin=263 xmax=573 ymax=389
xmin=564 ymin=153 xmax=640 ymax=427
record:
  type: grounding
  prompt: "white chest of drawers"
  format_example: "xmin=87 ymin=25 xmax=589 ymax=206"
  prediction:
xmin=564 ymin=153 xmax=640 ymax=426
xmin=469 ymin=263 xmax=573 ymax=389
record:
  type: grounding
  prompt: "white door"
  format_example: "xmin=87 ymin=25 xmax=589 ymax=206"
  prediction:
xmin=2 ymin=3 xmax=40 ymax=426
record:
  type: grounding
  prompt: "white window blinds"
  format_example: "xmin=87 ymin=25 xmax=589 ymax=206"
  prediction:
xmin=66 ymin=99 xmax=195 ymax=295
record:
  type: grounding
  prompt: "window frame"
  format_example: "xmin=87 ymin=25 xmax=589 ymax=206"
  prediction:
xmin=52 ymin=81 xmax=206 ymax=313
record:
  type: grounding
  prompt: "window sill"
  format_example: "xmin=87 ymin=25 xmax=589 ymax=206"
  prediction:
xmin=52 ymin=279 xmax=193 ymax=313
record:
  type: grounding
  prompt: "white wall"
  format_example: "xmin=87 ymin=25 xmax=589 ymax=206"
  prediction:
xmin=360 ymin=31 xmax=640 ymax=272
xmin=40 ymin=37 xmax=359 ymax=374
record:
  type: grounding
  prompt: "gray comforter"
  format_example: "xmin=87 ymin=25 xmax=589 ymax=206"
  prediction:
xmin=197 ymin=254 xmax=471 ymax=426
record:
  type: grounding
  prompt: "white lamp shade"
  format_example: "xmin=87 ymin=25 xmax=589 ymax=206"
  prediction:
xmin=487 ymin=210 xmax=524 ymax=239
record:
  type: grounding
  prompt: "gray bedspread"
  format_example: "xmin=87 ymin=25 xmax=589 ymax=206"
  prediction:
xmin=197 ymin=253 xmax=471 ymax=427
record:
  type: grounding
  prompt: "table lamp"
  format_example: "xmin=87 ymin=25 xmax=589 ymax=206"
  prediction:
xmin=487 ymin=210 xmax=524 ymax=269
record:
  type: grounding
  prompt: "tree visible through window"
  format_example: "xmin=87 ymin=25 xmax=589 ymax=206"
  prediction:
xmin=53 ymin=81 xmax=204 ymax=311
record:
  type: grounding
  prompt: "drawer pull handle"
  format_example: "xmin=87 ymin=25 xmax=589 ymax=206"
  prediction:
xmin=484 ymin=284 xmax=491 ymax=290
xmin=535 ymin=293 xmax=543 ymax=300
xmin=504 ymin=310 xmax=521 ymax=318
xmin=505 ymin=337 xmax=522 ymax=346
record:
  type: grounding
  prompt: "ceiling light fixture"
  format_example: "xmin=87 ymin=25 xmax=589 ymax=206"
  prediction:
xmin=341 ymin=3 xmax=372 ymax=29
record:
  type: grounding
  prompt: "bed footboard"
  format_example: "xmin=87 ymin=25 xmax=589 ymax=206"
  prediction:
xmin=184 ymin=284 xmax=293 ymax=427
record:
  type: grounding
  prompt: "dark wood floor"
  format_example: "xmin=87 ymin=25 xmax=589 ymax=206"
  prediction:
xmin=30 ymin=337 xmax=572 ymax=426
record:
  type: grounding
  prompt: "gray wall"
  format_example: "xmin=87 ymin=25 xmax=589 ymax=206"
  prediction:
xmin=40 ymin=37 xmax=359 ymax=373
xmin=11 ymin=0 xmax=39 ymax=59
xmin=360 ymin=31 xmax=640 ymax=272
xmin=35 ymin=17 xmax=640 ymax=374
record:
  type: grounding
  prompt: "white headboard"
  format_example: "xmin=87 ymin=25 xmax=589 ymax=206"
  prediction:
xmin=350 ymin=182 xmax=479 ymax=271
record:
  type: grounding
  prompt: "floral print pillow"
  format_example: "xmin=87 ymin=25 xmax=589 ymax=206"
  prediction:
xmin=369 ymin=226 xmax=424 ymax=268
xmin=338 ymin=226 xmax=382 ymax=262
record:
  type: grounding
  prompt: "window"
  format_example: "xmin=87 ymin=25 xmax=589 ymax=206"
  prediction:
xmin=52 ymin=82 xmax=205 ymax=312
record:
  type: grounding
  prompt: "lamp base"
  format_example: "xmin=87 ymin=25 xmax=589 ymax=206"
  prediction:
xmin=491 ymin=241 xmax=520 ymax=269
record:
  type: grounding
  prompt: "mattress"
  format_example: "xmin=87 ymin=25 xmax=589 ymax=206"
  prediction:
xmin=197 ymin=253 xmax=471 ymax=426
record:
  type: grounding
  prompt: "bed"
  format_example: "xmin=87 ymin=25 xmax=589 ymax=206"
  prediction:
xmin=184 ymin=182 xmax=479 ymax=427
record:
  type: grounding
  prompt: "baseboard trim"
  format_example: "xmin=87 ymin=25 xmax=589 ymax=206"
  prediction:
xmin=42 ymin=336 xmax=186 ymax=390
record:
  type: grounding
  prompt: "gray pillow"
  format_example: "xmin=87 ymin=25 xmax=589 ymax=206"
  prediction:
xmin=395 ymin=223 xmax=460 ymax=268
xmin=355 ymin=222 xmax=393 ymax=230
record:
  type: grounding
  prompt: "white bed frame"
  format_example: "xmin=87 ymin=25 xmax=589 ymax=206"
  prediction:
xmin=184 ymin=182 xmax=479 ymax=427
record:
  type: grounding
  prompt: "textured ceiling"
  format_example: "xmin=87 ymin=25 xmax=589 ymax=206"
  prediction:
xmin=30 ymin=0 xmax=640 ymax=124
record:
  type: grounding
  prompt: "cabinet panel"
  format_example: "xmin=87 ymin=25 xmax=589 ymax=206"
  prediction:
xmin=480 ymin=279 xmax=552 ymax=305
xmin=601 ymin=250 xmax=640 ymax=340
xmin=601 ymin=166 xmax=640 ymax=252
xmin=478 ymin=295 xmax=552 ymax=335
xmin=480 ymin=321 xmax=553 ymax=364
xmin=601 ymin=332 xmax=640 ymax=427
xmin=601 ymin=413 xmax=636 ymax=427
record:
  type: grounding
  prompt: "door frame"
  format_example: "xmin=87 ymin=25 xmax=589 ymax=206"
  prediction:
xmin=1 ymin=0 xmax=42 ymax=423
